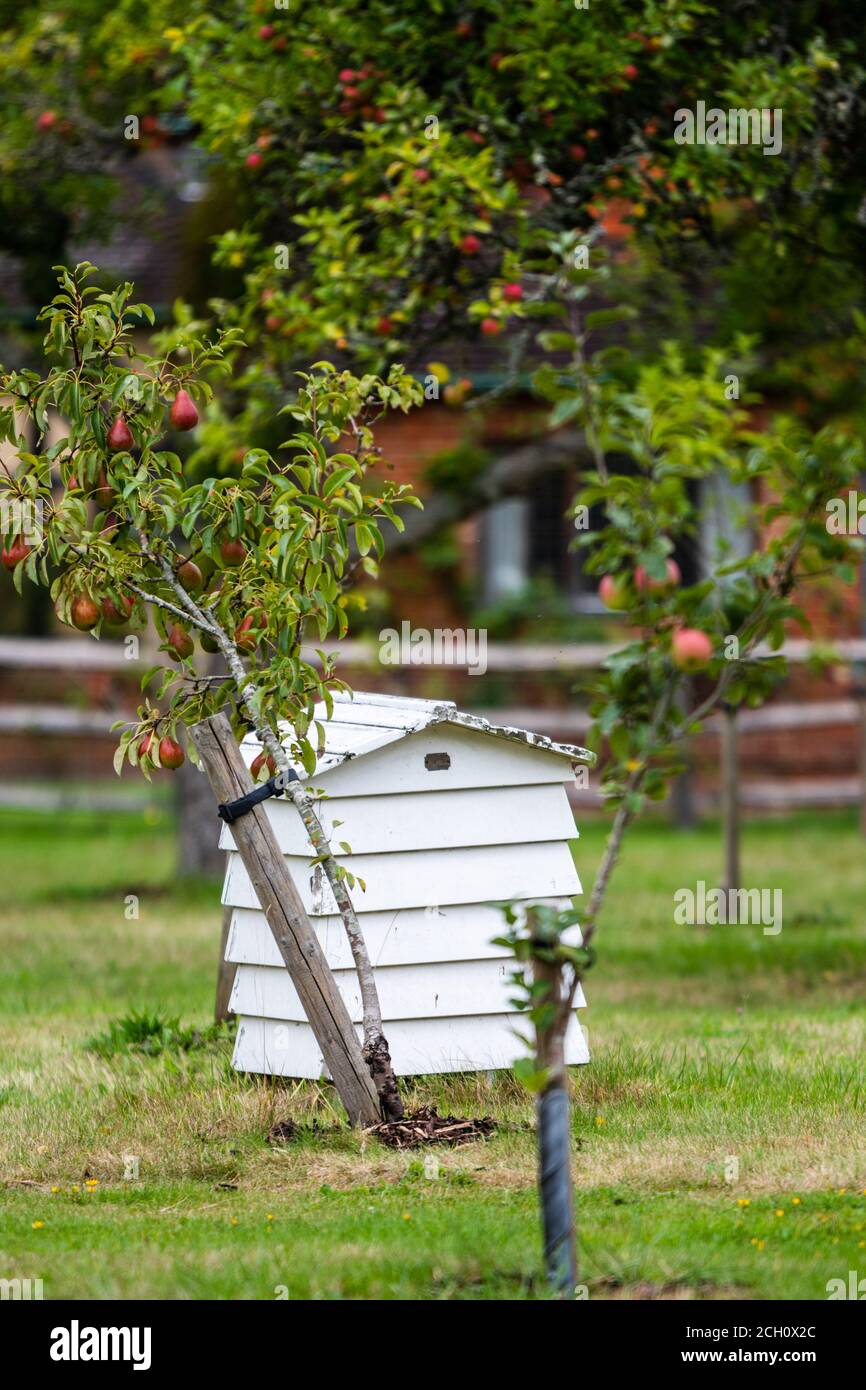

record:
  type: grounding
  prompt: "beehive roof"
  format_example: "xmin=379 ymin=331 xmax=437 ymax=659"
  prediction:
xmin=244 ymin=691 xmax=594 ymax=778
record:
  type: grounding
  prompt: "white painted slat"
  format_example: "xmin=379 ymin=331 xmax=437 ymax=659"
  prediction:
xmin=229 ymin=958 xmax=586 ymax=1024
xmin=305 ymin=725 xmax=578 ymax=797
xmin=219 ymin=782 xmax=577 ymax=856
xmin=237 ymin=721 xmax=583 ymax=792
xmin=222 ymin=839 xmax=582 ymax=915
xmin=233 ymin=1010 xmax=589 ymax=1078
xmin=226 ymin=898 xmax=583 ymax=971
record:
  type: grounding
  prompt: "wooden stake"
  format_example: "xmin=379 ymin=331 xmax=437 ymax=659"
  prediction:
xmin=190 ymin=713 xmax=380 ymax=1127
xmin=214 ymin=905 xmax=237 ymax=1026
xmin=721 ymin=703 xmax=741 ymax=893
xmin=533 ymin=953 xmax=577 ymax=1297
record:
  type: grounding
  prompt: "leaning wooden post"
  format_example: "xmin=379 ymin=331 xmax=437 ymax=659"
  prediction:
xmin=190 ymin=713 xmax=380 ymax=1128
xmin=721 ymin=702 xmax=741 ymax=893
xmin=214 ymin=905 xmax=237 ymax=1026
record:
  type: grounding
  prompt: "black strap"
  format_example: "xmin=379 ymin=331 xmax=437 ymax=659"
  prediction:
xmin=218 ymin=770 xmax=298 ymax=824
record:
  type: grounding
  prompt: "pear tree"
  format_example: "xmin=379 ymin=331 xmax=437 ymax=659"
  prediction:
xmin=0 ymin=262 xmax=423 ymax=1122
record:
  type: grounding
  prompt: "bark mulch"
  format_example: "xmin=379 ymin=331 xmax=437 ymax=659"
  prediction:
xmin=365 ymin=1104 xmax=497 ymax=1150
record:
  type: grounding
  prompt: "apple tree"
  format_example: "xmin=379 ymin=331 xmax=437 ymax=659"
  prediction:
xmin=497 ymin=231 xmax=865 ymax=1293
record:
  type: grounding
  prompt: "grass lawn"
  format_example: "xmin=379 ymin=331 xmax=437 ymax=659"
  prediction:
xmin=0 ymin=804 xmax=864 ymax=1300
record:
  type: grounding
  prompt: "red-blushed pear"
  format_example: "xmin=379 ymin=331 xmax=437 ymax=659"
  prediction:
xmin=176 ymin=559 xmax=203 ymax=593
xmin=219 ymin=537 xmax=247 ymax=568
xmin=443 ymin=376 xmax=473 ymax=406
xmin=635 ymin=558 xmax=681 ymax=593
xmin=1 ymin=536 xmax=31 ymax=571
xmin=94 ymin=471 xmax=114 ymax=510
xmin=250 ymin=750 xmax=277 ymax=780
xmin=101 ymin=594 xmax=134 ymax=626
xmin=671 ymin=627 xmax=713 ymax=672
xmin=169 ymin=389 xmax=199 ymax=431
xmin=137 ymin=732 xmax=155 ymax=761
xmin=599 ymin=575 xmax=630 ymax=611
xmin=167 ymin=623 xmax=194 ymax=661
xmin=158 ymin=736 xmax=185 ymax=770
xmin=70 ymin=593 xmax=100 ymax=630
xmin=107 ymin=415 xmax=133 ymax=452
xmin=235 ymin=612 xmax=264 ymax=652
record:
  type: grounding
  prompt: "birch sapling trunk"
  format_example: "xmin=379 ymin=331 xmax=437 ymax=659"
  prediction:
xmin=533 ymin=953 xmax=577 ymax=1297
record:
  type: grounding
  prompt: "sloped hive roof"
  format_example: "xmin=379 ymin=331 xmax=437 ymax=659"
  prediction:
xmin=242 ymin=691 xmax=595 ymax=779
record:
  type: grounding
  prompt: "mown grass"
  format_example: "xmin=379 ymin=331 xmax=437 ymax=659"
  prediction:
xmin=0 ymin=805 xmax=864 ymax=1299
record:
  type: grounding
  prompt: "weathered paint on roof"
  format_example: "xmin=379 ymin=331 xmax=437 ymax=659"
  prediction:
xmin=242 ymin=690 xmax=595 ymax=777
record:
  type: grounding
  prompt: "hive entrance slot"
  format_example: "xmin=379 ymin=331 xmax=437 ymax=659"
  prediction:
xmin=424 ymin=752 xmax=451 ymax=771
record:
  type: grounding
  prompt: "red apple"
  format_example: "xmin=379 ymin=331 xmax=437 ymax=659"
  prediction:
xmin=502 ymin=283 xmax=523 ymax=302
xmin=1 ymin=536 xmax=31 ymax=571
xmin=569 ymin=143 xmax=587 ymax=161
xmin=36 ymin=110 xmax=57 ymax=131
xmin=622 ymin=64 xmax=639 ymax=81
xmin=671 ymin=627 xmax=713 ymax=671
xmin=635 ymin=558 xmax=681 ymax=593
xmin=411 ymin=168 xmax=430 ymax=183
xmin=599 ymin=575 xmax=630 ymax=611
xmin=374 ymin=315 xmax=393 ymax=335
xmin=107 ymin=415 xmax=133 ymax=452
xmin=460 ymin=234 xmax=482 ymax=254
xmin=258 ymin=24 xmax=275 ymax=40
xmin=158 ymin=736 xmax=185 ymax=770
xmin=338 ymin=68 xmax=356 ymax=83
xmin=245 ymin=151 xmax=263 ymax=170
xmin=70 ymin=593 xmax=100 ymax=630
xmin=264 ymin=314 xmax=282 ymax=332
xmin=169 ymin=389 xmax=199 ymax=431
xmin=480 ymin=317 xmax=502 ymax=336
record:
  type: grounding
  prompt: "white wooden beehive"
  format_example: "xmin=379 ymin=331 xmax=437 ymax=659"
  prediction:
xmin=221 ymin=692 xmax=593 ymax=1078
